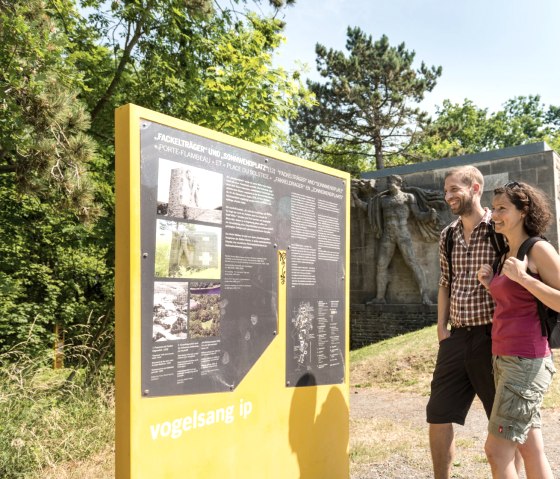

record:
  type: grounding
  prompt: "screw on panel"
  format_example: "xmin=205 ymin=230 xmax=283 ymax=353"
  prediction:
xmin=142 ymin=253 xmax=148 ymax=259
xmin=273 ymin=244 xmax=277 ymax=248
xmin=143 ymin=389 xmax=150 ymax=396
xmin=286 ymin=381 xmax=290 ymax=386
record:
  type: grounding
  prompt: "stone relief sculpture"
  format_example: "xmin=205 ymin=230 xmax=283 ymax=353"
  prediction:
xmin=177 ymin=230 xmax=195 ymax=265
xmin=353 ymin=175 xmax=446 ymax=305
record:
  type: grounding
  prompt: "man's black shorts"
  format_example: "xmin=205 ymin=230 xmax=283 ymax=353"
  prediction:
xmin=426 ymin=324 xmax=494 ymax=425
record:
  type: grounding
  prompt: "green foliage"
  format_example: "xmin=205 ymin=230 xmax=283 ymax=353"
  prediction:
xmin=0 ymin=178 xmax=111 ymax=354
xmin=411 ymin=99 xmax=490 ymax=159
xmin=546 ymin=134 xmax=560 ymax=154
xmin=486 ymin=95 xmax=557 ymax=149
xmin=68 ymin=0 xmax=308 ymax=146
xmin=186 ymin=14 xmax=313 ymax=146
xmin=412 ymin=96 xmax=560 ymax=160
xmin=77 ymin=4 xmax=312 ymax=147
xmin=0 ymin=348 xmax=114 ymax=479
xmin=0 ymin=0 xmax=98 ymax=215
xmin=283 ymin=134 xmax=370 ymax=177
xmin=290 ymin=27 xmax=442 ymax=171
xmin=0 ymin=0 xmax=307 ymax=357
xmin=155 ymin=242 xmax=172 ymax=278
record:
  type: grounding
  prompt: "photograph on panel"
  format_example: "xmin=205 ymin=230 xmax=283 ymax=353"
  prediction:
xmin=157 ymin=159 xmax=223 ymax=224
xmin=291 ymin=301 xmax=315 ymax=372
xmin=155 ymin=220 xmax=222 ymax=279
xmin=152 ymin=281 xmax=190 ymax=342
xmin=188 ymin=282 xmax=222 ymax=338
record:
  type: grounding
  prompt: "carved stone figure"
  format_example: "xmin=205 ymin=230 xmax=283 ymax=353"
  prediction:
xmin=177 ymin=230 xmax=195 ymax=265
xmin=353 ymin=175 xmax=444 ymax=305
xmin=169 ymin=229 xmax=194 ymax=275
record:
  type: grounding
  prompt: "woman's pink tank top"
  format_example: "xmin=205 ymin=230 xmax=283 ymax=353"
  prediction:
xmin=490 ymin=272 xmax=550 ymax=357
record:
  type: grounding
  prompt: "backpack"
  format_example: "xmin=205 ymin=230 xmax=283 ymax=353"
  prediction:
xmin=444 ymin=222 xmax=508 ymax=297
xmin=515 ymin=236 xmax=560 ymax=349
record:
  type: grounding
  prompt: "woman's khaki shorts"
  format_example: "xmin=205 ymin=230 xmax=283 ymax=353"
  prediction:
xmin=488 ymin=355 xmax=556 ymax=444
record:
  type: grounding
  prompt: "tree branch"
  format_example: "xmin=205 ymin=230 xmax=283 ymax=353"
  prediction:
xmin=90 ymin=20 xmax=144 ymax=122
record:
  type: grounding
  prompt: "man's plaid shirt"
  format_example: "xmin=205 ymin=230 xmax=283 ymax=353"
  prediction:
xmin=439 ymin=208 xmax=497 ymax=327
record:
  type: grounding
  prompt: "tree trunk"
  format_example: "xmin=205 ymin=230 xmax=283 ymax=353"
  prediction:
xmin=374 ymin=135 xmax=384 ymax=170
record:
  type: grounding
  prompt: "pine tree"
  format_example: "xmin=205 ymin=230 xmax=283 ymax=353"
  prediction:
xmin=0 ymin=0 xmax=97 ymax=217
xmin=290 ymin=27 xmax=442 ymax=171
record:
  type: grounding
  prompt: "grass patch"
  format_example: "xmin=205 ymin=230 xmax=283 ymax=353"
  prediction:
xmin=350 ymin=417 xmax=428 ymax=464
xmin=350 ymin=325 xmax=439 ymax=394
xmin=0 ymin=350 xmax=114 ymax=479
xmin=349 ymin=416 xmax=433 ymax=478
xmin=3 ymin=324 xmax=560 ymax=478
xmin=351 ymin=325 xmax=560 ymax=407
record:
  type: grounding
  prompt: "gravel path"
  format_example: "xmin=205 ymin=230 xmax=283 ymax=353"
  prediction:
xmin=350 ymin=387 xmax=560 ymax=479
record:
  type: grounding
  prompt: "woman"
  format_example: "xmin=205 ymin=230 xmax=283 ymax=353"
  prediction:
xmin=477 ymin=181 xmax=558 ymax=479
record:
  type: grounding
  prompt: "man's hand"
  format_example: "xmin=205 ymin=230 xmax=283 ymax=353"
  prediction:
xmin=437 ymin=325 xmax=450 ymax=343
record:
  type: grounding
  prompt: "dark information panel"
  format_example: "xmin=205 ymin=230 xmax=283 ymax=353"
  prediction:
xmin=139 ymin=121 xmax=346 ymax=397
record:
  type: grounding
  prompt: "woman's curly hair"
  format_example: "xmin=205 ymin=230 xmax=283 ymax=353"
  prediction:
xmin=493 ymin=181 xmax=552 ymax=237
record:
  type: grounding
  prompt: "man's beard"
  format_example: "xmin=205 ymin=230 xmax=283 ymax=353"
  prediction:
xmin=452 ymin=195 xmax=474 ymax=216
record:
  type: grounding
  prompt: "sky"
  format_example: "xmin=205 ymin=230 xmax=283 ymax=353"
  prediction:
xmin=272 ymin=0 xmax=560 ymax=115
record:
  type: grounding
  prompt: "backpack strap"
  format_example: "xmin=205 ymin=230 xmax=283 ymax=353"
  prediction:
xmin=445 ymin=227 xmax=454 ymax=298
xmin=492 ymin=254 xmax=505 ymax=275
xmin=486 ymin=225 xmax=508 ymax=273
xmin=516 ymin=236 xmax=547 ymax=337
xmin=485 ymin=226 xmax=508 ymax=257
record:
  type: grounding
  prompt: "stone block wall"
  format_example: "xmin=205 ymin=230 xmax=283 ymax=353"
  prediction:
xmin=350 ymin=304 xmax=437 ymax=349
xmin=351 ymin=142 xmax=560 ymax=348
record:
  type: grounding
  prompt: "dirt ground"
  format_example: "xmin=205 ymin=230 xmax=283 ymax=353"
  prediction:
xmin=349 ymin=387 xmax=560 ymax=479
xmin=41 ymin=385 xmax=560 ymax=478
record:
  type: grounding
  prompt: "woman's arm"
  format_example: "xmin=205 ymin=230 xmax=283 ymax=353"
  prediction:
xmin=502 ymin=241 xmax=560 ymax=311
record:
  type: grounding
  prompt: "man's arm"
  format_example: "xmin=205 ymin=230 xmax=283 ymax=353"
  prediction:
xmin=437 ymin=285 xmax=451 ymax=342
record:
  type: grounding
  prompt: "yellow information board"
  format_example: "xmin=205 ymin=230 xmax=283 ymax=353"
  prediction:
xmin=115 ymin=104 xmax=350 ymax=479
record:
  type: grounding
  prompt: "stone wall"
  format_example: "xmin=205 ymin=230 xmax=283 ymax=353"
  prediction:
xmin=350 ymin=304 xmax=437 ymax=349
xmin=351 ymin=142 xmax=560 ymax=348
